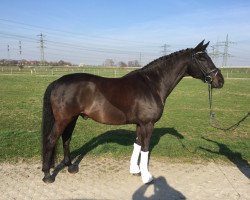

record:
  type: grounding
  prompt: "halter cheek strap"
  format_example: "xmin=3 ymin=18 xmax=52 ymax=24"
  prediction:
xmin=192 ymin=51 xmax=219 ymax=84
xmin=204 ymin=68 xmax=219 ymax=84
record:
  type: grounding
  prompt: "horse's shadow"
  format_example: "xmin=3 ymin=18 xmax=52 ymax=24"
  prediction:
xmin=200 ymin=137 xmax=250 ymax=179
xmin=132 ymin=176 xmax=186 ymax=200
xmin=71 ymin=127 xmax=183 ymax=166
xmin=51 ymin=127 xmax=184 ymax=179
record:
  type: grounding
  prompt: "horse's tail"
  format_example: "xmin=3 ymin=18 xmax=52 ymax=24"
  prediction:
xmin=42 ymin=81 xmax=56 ymax=166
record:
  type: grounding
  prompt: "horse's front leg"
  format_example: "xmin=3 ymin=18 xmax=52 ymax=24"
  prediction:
xmin=140 ymin=122 xmax=154 ymax=184
xmin=131 ymin=122 xmax=154 ymax=184
xmin=130 ymin=125 xmax=142 ymax=175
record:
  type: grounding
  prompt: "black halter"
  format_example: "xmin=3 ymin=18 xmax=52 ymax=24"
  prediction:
xmin=192 ymin=51 xmax=219 ymax=84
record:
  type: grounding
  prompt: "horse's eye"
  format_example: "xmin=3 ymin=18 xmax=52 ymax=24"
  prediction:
xmin=198 ymin=55 xmax=207 ymax=61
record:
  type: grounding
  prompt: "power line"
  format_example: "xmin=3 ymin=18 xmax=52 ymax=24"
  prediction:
xmin=0 ymin=31 xmax=158 ymax=56
xmin=1 ymin=29 xmax=246 ymax=66
xmin=0 ymin=18 xmax=161 ymax=46
xmin=0 ymin=31 xmax=37 ymax=42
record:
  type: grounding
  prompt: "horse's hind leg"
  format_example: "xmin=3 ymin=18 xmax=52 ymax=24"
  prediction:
xmin=62 ymin=116 xmax=79 ymax=173
xmin=42 ymin=121 xmax=67 ymax=183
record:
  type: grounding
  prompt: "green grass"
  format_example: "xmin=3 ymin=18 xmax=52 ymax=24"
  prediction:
xmin=221 ymin=68 xmax=250 ymax=78
xmin=0 ymin=68 xmax=249 ymax=163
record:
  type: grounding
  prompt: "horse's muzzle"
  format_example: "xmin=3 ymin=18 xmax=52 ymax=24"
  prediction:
xmin=211 ymin=73 xmax=224 ymax=88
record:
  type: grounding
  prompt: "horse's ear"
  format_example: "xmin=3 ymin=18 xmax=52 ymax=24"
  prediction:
xmin=202 ymin=41 xmax=210 ymax=51
xmin=194 ymin=40 xmax=205 ymax=52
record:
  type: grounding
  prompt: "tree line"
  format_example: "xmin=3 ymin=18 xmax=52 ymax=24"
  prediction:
xmin=103 ymin=59 xmax=141 ymax=67
xmin=0 ymin=58 xmax=141 ymax=68
xmin=0 ymin=59 xmax=73 ymax=67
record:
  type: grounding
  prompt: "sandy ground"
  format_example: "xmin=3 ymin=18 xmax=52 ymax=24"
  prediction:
xmin=0 ymin=157 xmax=249 ymax=200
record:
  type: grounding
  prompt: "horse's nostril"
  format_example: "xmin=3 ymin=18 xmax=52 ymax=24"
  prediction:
xmin=219 ymin=80 xmax=224 ymax=87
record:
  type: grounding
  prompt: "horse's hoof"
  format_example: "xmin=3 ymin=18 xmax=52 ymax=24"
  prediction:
xmin=132 ymin=172 xmax=141 ymax=176
xmin=68 ymin=165 xmax=79 ymax=174
xmin=130 ymin=165 xmax=141 ymax=176
xmin=42 ymin=176 xmax=55 ymax=183
xmin=141 ymin=172 xmax=153 ymax=184
xmin=145 ymin=178 xmax=154 ymax=185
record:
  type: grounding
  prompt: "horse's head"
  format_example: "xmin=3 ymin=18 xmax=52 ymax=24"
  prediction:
xmin=187 ymin=40 xmax=224 ymax=88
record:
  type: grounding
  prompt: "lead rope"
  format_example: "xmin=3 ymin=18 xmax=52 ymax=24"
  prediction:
xmin=208 ymin=83 xmax=250 ymax=131
xmin=208 ymin=83 xmax=213 ymax=118
xmin=180 ymin=85 xmax=242 ymax=198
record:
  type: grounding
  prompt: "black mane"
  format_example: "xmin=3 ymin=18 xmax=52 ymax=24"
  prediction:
xmin=145 ymin=48 xmax=191 ymax=68
xmin=126 ymin=48 xmax=192 ymax=76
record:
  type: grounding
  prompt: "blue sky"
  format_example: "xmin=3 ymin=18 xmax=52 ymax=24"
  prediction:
xmin=0 ymin=0 xmax=250 ymax=66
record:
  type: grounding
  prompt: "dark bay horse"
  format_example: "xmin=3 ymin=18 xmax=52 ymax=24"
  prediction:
xmin=42 ymin=40 xmax=224 ymax=184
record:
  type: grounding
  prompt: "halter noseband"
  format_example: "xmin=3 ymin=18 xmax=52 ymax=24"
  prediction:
xmin=192 ymin=51 xmax=219 ymax=84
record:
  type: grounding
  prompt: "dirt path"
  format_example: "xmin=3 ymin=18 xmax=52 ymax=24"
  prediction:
xmin=0 ymin=157 xmax=249 ymax=200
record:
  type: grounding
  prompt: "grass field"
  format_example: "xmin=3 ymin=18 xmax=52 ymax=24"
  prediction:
xmin=0 ymin=67 xmax=249 ymax=164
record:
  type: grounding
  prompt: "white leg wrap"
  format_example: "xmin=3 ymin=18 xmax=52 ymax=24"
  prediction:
xmin=130 ymin=143 xmax=141 ymax=174
xmin=140 ymin=151 xmax=153 ymax=184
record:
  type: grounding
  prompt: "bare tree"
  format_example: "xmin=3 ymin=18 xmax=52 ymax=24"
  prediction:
xmin=128 ymin=60 xmax=140 ymax=67
xmin=118 ymin=61 xmax=127 ymax=67
xmin=103 ymin=59 xmax=114 ymax=67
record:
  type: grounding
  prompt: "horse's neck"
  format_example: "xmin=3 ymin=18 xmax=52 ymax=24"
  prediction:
xmin=143 ymin=54 xmax=189 ymax=104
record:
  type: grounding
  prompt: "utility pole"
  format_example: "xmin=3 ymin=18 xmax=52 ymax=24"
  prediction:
xmin=37 ymin=33 xmax=45 ymax=65
xmin=18 ymin=40 xmax=23 ymax=67
xmin=139 ymin=52 xmax=142 ymax=67
xmin=218 ymin=34 xmax=235 ymax=67
xmin=7 ymin=44 xmax=10 ymax=60
xmin=161 ymin=44 xmax=170 ymax=56
xmin=209 ymin=42 xmax=221 ymax=67
xmin=19 ymin=41 xmax=22 ymax=56
xmin=222 ymin=34 xmax=230 ymax=67
xmin=18 ymin=41 xmax=22 ymax=67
